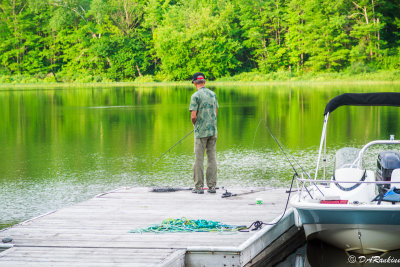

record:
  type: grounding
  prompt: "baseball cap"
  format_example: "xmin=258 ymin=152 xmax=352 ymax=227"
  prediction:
xmin=192 ymin=72 xmax=206 ymax=83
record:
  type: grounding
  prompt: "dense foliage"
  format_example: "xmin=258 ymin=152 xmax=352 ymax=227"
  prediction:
xmin=0 ymin=0 xmax=399 ymax=82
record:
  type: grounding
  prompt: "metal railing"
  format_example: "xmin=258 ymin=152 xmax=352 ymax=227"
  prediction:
xmin=295 ymin=173 xmax=400 ymax=201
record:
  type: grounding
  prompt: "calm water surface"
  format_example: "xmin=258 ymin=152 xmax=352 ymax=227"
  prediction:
xmin=1 ymin=84 xmax=400 ymax=229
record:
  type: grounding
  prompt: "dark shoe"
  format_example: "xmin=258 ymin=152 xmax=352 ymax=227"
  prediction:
xmin=192 ymin=188 xmax=204 ymax=194
xmin=207 ymin=188 xmax=216 ymax=193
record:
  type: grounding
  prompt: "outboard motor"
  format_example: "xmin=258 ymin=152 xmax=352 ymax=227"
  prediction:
xmin=376 ymin=151 xmax=400 ymax=189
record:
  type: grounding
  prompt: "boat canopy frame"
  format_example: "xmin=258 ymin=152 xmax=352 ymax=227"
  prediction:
xmin=324 ymin=92 xmax=400 ymax=115
xmin=315 ymin=93 xmax=400 ymax=181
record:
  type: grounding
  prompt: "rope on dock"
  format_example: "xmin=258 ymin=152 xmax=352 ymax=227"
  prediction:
xmin=129 ymin=218 xmax=247 ymax=234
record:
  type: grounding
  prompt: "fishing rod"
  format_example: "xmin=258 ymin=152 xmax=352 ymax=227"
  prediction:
xmin=262 ymin=120 xmax=323 ymax=198
xmin=232 ymin=120 xmax=315 ymax=232
xmin=264 ymin=122 xmax=300 ymax=177
xmin=263 ymin=121 xmax=310 ymax=178
xmin=151 ymin=129 xmax=194 ymax=165
xmin=152 ymin=186 xmax=220 ymax=193
xmin=221 ymin=188 xmax=272 ymax=198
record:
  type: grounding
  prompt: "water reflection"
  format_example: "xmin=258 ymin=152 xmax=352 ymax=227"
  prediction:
xmin=0 ymin=84 xmax=399 ymax=228
xmin=278 ymin=239 xmax=400 ymax=267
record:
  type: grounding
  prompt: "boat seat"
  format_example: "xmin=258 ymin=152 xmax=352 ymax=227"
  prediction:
xmin=334 ymin=168 xmax=366 ymax=191
xmin=391 ymin=168 xmax=400 ymax=189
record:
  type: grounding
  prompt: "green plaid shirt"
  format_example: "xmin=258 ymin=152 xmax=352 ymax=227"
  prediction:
xmin=189 ymin=87 xmax=218 ymax=138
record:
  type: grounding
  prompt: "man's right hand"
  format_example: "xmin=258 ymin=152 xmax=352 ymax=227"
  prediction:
xmin=191 ymin=110 xmax=197 ymax=125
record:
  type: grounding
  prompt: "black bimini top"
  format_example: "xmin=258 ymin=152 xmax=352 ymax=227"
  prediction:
xmin=324 ymin=93 xmax=400 ymax=115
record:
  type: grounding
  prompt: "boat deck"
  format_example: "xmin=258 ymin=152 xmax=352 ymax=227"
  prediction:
xmin=0 ymin=187 xmax=300 ymax=266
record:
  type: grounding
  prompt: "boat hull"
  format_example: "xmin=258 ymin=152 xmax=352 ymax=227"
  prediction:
xmin=295 ymin=207 xmax=400 ymax=254
xmin=304 ymin=224 xmax=400 ymax=254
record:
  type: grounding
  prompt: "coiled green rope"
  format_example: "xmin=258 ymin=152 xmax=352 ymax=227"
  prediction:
xmin=129 ymin=218 xmax=247 ymax=234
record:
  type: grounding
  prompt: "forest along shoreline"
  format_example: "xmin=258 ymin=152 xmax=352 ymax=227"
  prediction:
xmin=0 ymin=1 xmax=399 ymax=84
xmin=1 ymin=78 xmax=400 ymax=90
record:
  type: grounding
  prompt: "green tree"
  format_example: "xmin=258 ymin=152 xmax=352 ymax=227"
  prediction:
xmin=237 ymin=0 xmax=287 ymax=73
xmin=302 ymin=0 xmax=351 ymax=71
xmin=348 ymin=0 xmax=385 ymax=63
xmin=154 ymin=0 xmax=241 ymax=80
xmin=285 ymin=0 xmax=307 ymax=72
xmin=0 ymin=0 xmax=29 ymax=73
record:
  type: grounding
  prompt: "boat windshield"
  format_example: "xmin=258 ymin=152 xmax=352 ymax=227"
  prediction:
xmin=335 ymin=147 xmax=360 ymax=169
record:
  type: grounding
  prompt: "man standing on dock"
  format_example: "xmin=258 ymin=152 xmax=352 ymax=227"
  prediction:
xmin=189 ymin=72 xmax=218 ymax=194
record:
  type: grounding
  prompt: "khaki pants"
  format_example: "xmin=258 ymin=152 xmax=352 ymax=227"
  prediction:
xmin=193 ymin=136 xmax=217 ymax=190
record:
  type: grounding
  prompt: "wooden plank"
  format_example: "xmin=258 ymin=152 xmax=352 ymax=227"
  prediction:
xmin=0 ymin=247 xmax=180 ymax=265
xmin=0 ymin=262 xmax=148 ymax=267
xmin=5 ymin=232 xmax=251 ymax=242
xmin=5 ymin=240 xmax=240 ymax=249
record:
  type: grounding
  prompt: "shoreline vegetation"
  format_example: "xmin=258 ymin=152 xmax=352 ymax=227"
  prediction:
xmin=0 ymin=1 xmax=399 ymax=89
xmin=1 ymin=70 xmax=399 ymax=88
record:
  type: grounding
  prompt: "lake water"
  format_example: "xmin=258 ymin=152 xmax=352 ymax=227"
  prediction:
xmin=1 ymin=83 xmax=400 ymax=230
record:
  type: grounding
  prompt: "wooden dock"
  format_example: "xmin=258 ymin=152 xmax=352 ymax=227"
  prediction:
xmin=0 ymin=187 xmax=303 ymax=266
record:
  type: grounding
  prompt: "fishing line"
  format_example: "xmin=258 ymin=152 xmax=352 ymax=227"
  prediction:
xmin=262 ymin=121 xmax=300 ymax=177
xmin=251 ymin=119 xmax=264 ymax=149
xmin=236 ymin=119 xmax=300 ymax=231
xmin=252 ymin=118 xmax=312 ymax=180
xmin=261 ymin=119 xmax=323 ymax=197
xmin=252 ymin=117 xmax=308 ymax=177
xmin=151 ymin=129 xmax=194 ymax=165
xmin=252 ymin=118 xmax=306 ymax=177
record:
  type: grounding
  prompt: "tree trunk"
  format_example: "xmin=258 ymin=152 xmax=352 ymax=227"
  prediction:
xmin=136 ymin=64 xmax=142 ymax=76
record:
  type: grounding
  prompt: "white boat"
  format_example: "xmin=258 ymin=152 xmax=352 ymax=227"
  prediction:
xmin=290 ymin=92 xmax=400 ymax=255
